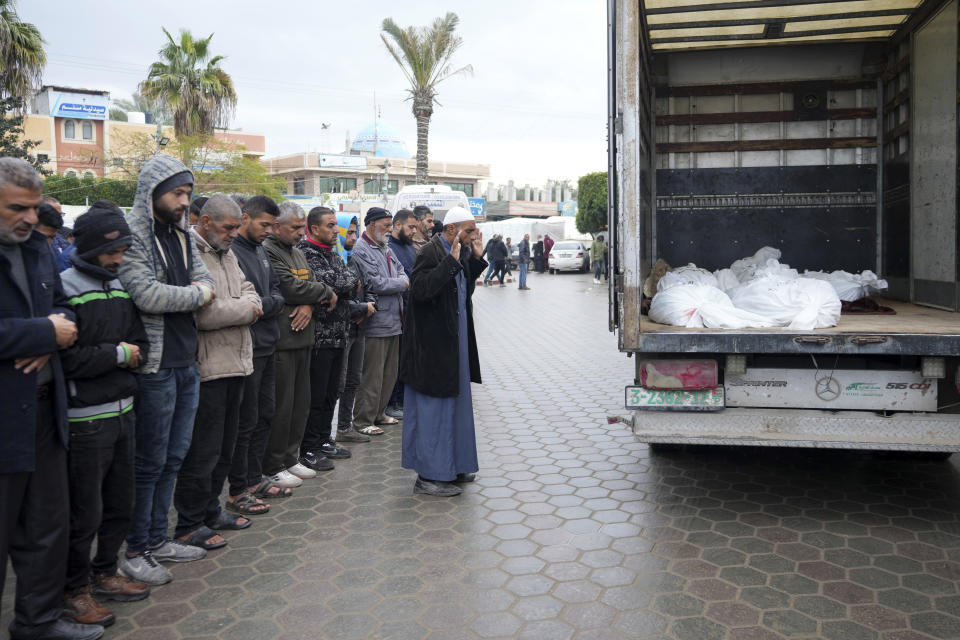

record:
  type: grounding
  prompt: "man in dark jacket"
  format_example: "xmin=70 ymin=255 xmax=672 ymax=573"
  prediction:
xmin=299 ymin=207 xmax=359 ymax=468
xmin=227 ymin=196 xmax=288 ymax=508
xmin=0 ymin=158 xmax=105 ymax=640
xmin=517 ymin=233 xmax=531 ymax=290
xmin=60 ymin=202 xmax=151 ymax=628
xmin=399 ymin=207 xmax=486 ymax=497
xmin=336 ymin=218 xmax=378 ymax=440
xmin=385 ymin=209 xmax=418 ymax=418
xmin=263 ymin=202 xmax=335 ymax=487
xmin=487 ymin=236 xmax=509 ymax=286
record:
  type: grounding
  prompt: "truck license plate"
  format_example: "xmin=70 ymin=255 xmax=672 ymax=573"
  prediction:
xmin=625 ymin=386 xmax=724 ymax=411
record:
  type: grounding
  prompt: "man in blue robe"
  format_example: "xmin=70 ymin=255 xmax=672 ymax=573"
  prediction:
xmin=399 ymin=207 xmax=487 ymax=497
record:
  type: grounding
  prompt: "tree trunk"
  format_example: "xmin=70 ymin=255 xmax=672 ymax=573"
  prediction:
xmin=413 ymin=95 xmax=433 ymax=185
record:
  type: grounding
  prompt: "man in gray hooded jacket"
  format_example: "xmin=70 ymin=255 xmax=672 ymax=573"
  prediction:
xmin=115 ymin=155 xmax=215 ymax=586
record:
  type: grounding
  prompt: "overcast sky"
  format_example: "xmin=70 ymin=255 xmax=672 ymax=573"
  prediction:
xmin=22 ymin=0 xmax=607 ymax=190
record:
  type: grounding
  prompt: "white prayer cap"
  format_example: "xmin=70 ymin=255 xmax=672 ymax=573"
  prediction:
xmin=443 ymin=207 xmax=473 ymax=225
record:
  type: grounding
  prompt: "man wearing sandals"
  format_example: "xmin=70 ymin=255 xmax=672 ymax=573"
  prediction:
xmin=173 ymin=196 xmax=262 ymax=551
xmin=352 ymin=208 xmax=409 ymax=434
xmin=228 ymin=196 xmax=292 ymax=507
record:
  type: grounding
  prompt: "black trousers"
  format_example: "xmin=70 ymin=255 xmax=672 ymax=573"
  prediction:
xmin=494 ymin=260 xmax=507 ymax=283
xmin=174 ymin=376 xmax=244 ymax=536
xmin=302 ymin=347 xmax=345 ymax=453
xmin=388 ymin=335 xmax=404 ymax=409
xmin=336 ymin=333 xmax=365 ymax=432
xmin=229 ymin=354 xmax=276 ymax=496
xmin=66 ymin=409 xmax=135 ymax=590
xmin=0 ymin=389 xmax=69 ymax=637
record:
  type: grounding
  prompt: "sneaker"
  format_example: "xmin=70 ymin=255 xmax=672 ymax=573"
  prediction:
xmin=91 ymin=573 xmax=150 ymax=602
xmin=298 ymin=451 xmax=334 ymax=472
xmin=14 ymin=619 xmax=105 ymax=640
xmin=319 ymin=442 xmax=351 ymax=459
xmin=287 ymin=462 xmax=317 ymax=478
xmin=63 ymin=586 xmax=115 ymax=627
xmin=270 ymin=469 xmax=304 ymax=486
xmin=150 ymin=538 xmax=207 ymax=563
xmin=414 ymin=477 xmax=463 ymax=497
xmin=385 ymin=405 xmax=404 ymax=419
xmin=337 ymin=429 xmax=370 ymax=443
xmin=118 ymin=551 xmax=172 ymax=586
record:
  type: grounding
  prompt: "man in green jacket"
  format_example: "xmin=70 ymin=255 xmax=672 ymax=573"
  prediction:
xmin=591 ymin=235 xmax=607 ymax=284
xmin=262 ymin=202 xmax=335 ymax=488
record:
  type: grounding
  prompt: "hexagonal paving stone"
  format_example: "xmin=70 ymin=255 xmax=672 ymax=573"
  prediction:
xmin=762 ymin=609 xmax=818 ymax=636
xmin=823 ymin=581 xmax=875 ymax=605
xmin=740 ymin=587 xmax=792 ymax=610
xmin=909 ymin=612 xmax=960 ymax=639
xmin=794 ymin=595 xmax=848 ymax=620
xmin=706 ymin=602 xmax=761 ymax=627
xmin=878 ymin=588 xmax=934 ymax=613
xmin=820 ymin=620 xmax=881 ymax=640
xmin=653 ymin=592 xmax=706 ymax=617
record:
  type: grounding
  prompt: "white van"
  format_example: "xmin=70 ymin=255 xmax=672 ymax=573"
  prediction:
xmin=389 ymin=185 xmax=470 ymax=221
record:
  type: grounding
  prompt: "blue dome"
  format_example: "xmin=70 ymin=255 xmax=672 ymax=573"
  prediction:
xmin=351 ymin=120 xmax=411 ymax=158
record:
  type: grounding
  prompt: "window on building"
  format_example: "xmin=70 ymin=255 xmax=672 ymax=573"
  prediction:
xmin=318 ymin=177 xmax=358 ymax=193
xmin=364 ymin=179 xmax=399 ymax=195
xmin=82 ymin=121 xmax=93 ymax=140
xmin=37 ymin=154 xmax=49 ymax=163
xmin=385 ymin=179 xmax=398 ymax=195
xmin=444 ymin=182 xmax=474 ymax=197
xmin=293 ymin=176 xmax=306 ymax=195
xmin=64 ymin=120 xmax=76 ymax=139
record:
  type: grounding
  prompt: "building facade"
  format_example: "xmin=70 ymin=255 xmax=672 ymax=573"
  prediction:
xmin=25 ymin=86 xmax=265 ymax=178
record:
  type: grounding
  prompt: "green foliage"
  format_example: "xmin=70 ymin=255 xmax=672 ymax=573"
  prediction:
xmin=0 ymin=96 xmax=48 ymax=174
xmin=42 ymin=174 xmax=137 ymax=207
xmin=576 ymin=171 xmax=608 ymax=236
xmin=140 ymin=28 xmax=237 ymax=138
xmin=109 ymin=108 xmax=128 ymax=121
xmin=199 ymin=156 xmax=285 ymax=201
xmin=0 ymin=0 xmax=45 ymax=100
xmin=381 ymin=13 xmax=471 ymax=184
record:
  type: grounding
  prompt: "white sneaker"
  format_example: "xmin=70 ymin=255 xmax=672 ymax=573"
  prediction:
xmin=118 ymin=550 xmax=172 ymax=585
xmin=271 ymin=469 xmax=304 ymax=486
xmin=287 ymin=463 xmax=316 ymax=479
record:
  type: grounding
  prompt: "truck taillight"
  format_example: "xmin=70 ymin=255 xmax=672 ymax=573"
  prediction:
xmin=640 ymin=360 xmax=718 ymax=390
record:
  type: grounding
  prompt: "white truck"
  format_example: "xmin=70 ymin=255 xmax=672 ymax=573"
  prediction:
xmin=608 ymin=0 xmax=960 ymax=457
xmin=389 ymin=185 xmax=470 ymax=220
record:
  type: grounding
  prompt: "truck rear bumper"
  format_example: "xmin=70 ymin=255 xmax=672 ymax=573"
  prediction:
xmin=632 ymin=407 xmax=960 ymax=451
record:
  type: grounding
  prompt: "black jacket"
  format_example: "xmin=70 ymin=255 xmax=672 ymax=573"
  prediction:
xmin=232 ymin=234 xmax=284 ymax=357
xmin=299 ymin=238 xmax=358 ymax=349
xmin=346 ymin=256 xmax=377 ymax=337
xmin=60 ymin=255 xmax=149 ymax=411
xmin=486 ymin=239 xmax=508 ymax=263
xmin=0 ymin=230 xmax=74 ymax=473
xmin=399 ymin=235 xmax=486 ymax=398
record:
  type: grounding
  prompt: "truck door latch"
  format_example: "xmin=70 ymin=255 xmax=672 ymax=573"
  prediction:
xmin=794 ymin=336 xmax=831 ymax=345
xmin=850 ymin=336 xmax=888 ymax=345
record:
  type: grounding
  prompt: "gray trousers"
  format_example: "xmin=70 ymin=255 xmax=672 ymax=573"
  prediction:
xmin=354 ymin=335 xmax=400 ymax=428
xmin=262 ymin=349 xmax=310 ymax=476
xmin=337 ymin=332 xmax=365 ymax=432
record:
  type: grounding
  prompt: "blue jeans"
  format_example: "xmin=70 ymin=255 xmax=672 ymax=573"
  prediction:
xmin=127 ymin=366 xmax=200 ymax=553
xmin=519 ymin=262 xmax=528 ymax=288
xmin=594 ymin=260 xmax=605 ymax=280
xmin=483 ymin=261 xmax=496 ymax=283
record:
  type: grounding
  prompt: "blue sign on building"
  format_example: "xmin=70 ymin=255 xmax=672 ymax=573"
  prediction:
xmin=468 ymin=197 xmax=485 ymax=218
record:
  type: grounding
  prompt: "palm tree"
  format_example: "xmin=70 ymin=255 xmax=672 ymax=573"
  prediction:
xmin=139 ymin=28 xmax=237 ymax=139
xmin=381 ymin=13 xmax=472 ymax=184
xmin=0 ymin=0 xmax=46 ymax=102
xmin=112 ymin=90 xmax=173 ymax=125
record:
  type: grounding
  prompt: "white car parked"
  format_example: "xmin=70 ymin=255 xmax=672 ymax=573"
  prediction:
xmin=548 ymin=241 xmax=591 ymax=273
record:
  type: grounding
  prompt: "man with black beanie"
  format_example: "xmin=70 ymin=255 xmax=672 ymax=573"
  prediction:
xmin=60 ymin=201 xmax=151 ymax=627
xmin=116 ymin=156 xmax=215 ymax=585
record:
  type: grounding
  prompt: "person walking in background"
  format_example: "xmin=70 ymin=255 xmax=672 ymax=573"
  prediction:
xmin=533 ymin=235 xmax=545 ymax=273
xmin=504 ymin=237 xmax=514 ymax=278
xmin=228 ymin=196 xmax=290 ymax=507
xmin=0 ymin=158 xmax=103 ymax=640
xmin=116 ymin=155 xmax=215 ymax=585
xmin=487 ymin=235 xmax=509 ymax=286
xmin=517 ymin=233 xmax=531 ymax=290
xmin=481 ymin=234 xmax=498 ymax=285
xmin=336 ymin=217 xmax=379 ymax=440
xmin=351 ymin=207 xmax=408 ymax=434
xmin=60 ymin=202 xmax=150 ymax=629
xmin=263 ymin=202 xmax=336 ymax=487
xmin=543 ymin=234 xmax=555 ymax=272
xmin=591 ymin=234 xmax=607 ymax=284
xmin=299 ymin=207 xmax=358 ymax=469
xmin=385 ymin=209 xmax=418 ymax=419
xmin=400 ymin=207 xmax=486 ymax=497
xmin=174 ymin=196 xmax=262 ymax=551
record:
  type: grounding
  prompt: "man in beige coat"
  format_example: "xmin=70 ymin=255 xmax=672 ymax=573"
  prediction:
xmin=174 ymin=195 xmax=262 ymax=550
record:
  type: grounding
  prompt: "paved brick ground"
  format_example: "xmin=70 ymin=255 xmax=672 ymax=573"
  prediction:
xmin=4 ymin=270 xmax=960 ymax=640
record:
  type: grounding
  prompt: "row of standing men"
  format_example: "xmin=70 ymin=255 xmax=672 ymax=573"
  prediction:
xmin=0 ymin=153 xmax=489 ymax=640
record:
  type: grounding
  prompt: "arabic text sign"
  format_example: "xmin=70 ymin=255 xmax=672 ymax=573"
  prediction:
xmin=50 ymin=91 xmax=109 ymax=120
